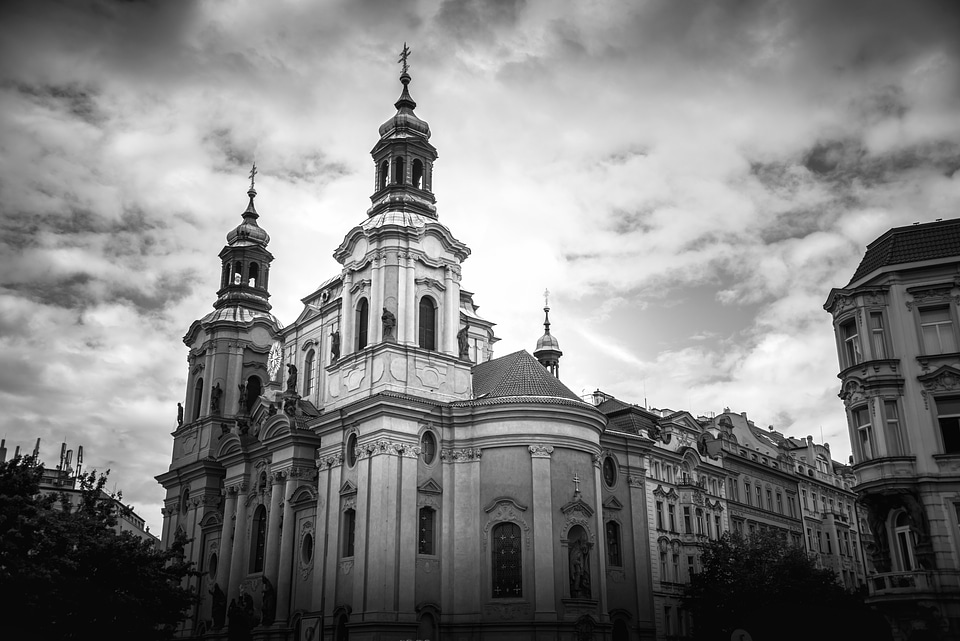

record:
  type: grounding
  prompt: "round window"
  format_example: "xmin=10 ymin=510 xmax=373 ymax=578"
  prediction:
xmin=301 ymin=532 xmax=314 ymax=564
xmin=603 ymin=456 xmax=617 ymax=488
xmin=421 ymin=431 xmax=437 ymax=464
xmin=346 ymin=433 xmax=358 ymax=467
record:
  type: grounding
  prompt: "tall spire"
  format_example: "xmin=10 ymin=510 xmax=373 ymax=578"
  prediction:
xmin=534 ymin=288 xmax=563 ymax=378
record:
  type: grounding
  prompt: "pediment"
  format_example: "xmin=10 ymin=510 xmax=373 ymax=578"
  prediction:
xmin=560 ymin=496 xmax=594 ymax=518
xmin=418 ymin=478 xmax=442 ymax=494
xmin=918 ymin=365 xmax=960 ymax=392
xmin=216 ymin=433 xmax=242 ymax=459
xmin=602 ymin=496 xmax=623 ymax=511
xmin=339 ymin=480 xmax=357 ymax=496
xmin=292 ymin=305 xmax=321 ymax=326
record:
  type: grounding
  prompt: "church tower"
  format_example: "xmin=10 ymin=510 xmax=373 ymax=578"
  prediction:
xmin=156 ymin=171 xmax=283 ymax=631
xmin=534 ymin=290 xmax=563 ymax=378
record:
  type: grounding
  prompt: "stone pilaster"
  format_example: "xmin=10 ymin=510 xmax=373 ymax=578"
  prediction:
xmin=216 ymin=486 xmax=239 ymax=593
xmin=530 ymin=444 xmax=556 ymax=619
xmin=263 ymin=471 xmax=286 ymax=583
xmin=227 ymin=482 xmax=249 ymax=605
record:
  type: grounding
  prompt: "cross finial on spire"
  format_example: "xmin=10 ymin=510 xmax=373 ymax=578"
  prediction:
xmin=398 ymin=42 xmax=411 ymax=75
xmin=248 ymin=162 xmax=258 ymax=191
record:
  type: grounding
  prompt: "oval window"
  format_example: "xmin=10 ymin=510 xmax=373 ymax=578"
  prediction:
xmin=422 ymin=431 xmax=437 ymax=464
xmin=301 ymin=532 xmax=314 ymax=564
xmin=603 ymin=456 xmax=617 ymax=488
xmin=346 ymin=433 xmax=358 ymax=467
xmin=208 ymin=552 xmax=218 ymax=579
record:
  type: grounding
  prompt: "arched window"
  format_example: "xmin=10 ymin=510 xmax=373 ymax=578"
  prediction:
xmin=418 ymin=507 xmax=436 ymax=555
xmin=379 ymin=160 xmax=388 ymax=190
xmin=606 ymin=521 xmax=622 ymax=566
xmin=416 ymin=612 xmax=437 ymax=641
xmin=394 ymin=156 xmax=405 ymax=184
xmin=245 ymin=376 xmax=261 ymax=414
xmin=356 ymin=298 xmax=369 ymax=350
xmin=233 ymin=261 xmax=243 ymax=285
xmin=491 ymin=522 xmax=522 ymax=598
xmin=303 ymin=349 xmax=315 ymax=396
xmin=193 ymin=377 xmax=204 ymax=420
xmin=251 ymin=505 xmax=267 ymax=572
xmin=221 ymin=263 xmax=230 ymax=289
xmin=248 ymin=262 xmax=259 ymax=288
xmin=421 ymin=431 xmax=436 ymax=464
xmin=419 ymin=296 xmax=437 ymax=350
xmin=412 ymin=159 xmax=424 ymax=189
xmin=180 ymin=489 xmax=190 ymax=514
xmin=894 ymin=511 xmax=916 ymax=571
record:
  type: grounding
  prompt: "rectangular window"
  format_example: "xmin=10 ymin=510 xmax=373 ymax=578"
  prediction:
xmin=696 ymin=509 xmax=704 ymax=535
xmin=802 ymin=489 xmax=808 ymax=510
xmin=665 ymin=465 xmax=673 ymax=483
xmin=656 ymin=500 xmax=665 ymax=530
xmin=817 ymin=530 xmax=823 ymax=553
xmin=659 ymin=551 xmax=667 ymax=581
xmin=668 ymin=504 xmax=677 ymax=532
xmin=733 ymin=519 xmax=743 ymax=535
xmin=686 ymin=555 xmax=696 ymax=580
xmin=744 ymin=481 xmax=751 ymax=506
xmin=491 ymin=522 xmax=522 ymax=598
xmin=854 ymin=407 xmax=874 ymax=460
xmin=841 ymin=319 xmax=862 ymax=368
xmin=806 ymin=528 xmax=813 ymax=551
xmin=884 ymin=401 xmax=905 ymax=456
xmin=683 ymin=506 xmax=692 ymax=533
xmin=343 ymin=508 xmax=356 ymax=557
xmin=826 ymin=532 xmax=833 ymax=554
xmin=664 ymin=606 xmax=674 ymax=635
xmin=715 ymin=514 xmax=721 ymax=536
xmin=766 ymin=489 xmax=773 ymax=511
xmin=606 ymin=521 xmax=622 ymax=567
xmin=418 ymin=507 xmax=435 ymax=555
xmin=672 ymin=554 xmax=680 ymax=583
xmin=748 ymin=522 xmax=756 ymax=536
xmin=776 ymin=492 xmax=784 ymax=514
xmin=756 ymin=486 xmax=762 ymax=508
xmin=935 ymin=397 xmax=960 ymax=454
xmin=870 ymin=312 xmax=887 ymax=359
xmin=920 ymin=307 xmax=957 ymax=354
xmin=812 ymin=492 xmax=819 ymax=513
xmin=851 ymin=534 xmax=859 ymax=561
xmin=654 ymin=461 xmax=661 ymax=480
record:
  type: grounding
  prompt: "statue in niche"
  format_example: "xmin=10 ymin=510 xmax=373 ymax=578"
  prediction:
xmin=382 ymin=307 xmax=397 ymax=341
xmin=177 ymin=402 xmax=183 ymax=426
xmin=210 ymin=383 xmax=223 ymax=415
xmin=285 ymin=363 xmax=298 ymax=394
xmin=330 ymin=329 xmax=340 ymax=362
xmin=457 ymin=323 xmax=470 ymax=360
xmin=260 ymin=577 xmax=276 ymax=626
xmin=568 ymin=530 xmax=592 ymax=598
xmin=210 ymin=583 xmax=227 ymax=629
xmin=267 ymin=402 xmax=277 ymax=417
xmin=237 ymin=382 xmax=248 ymax=414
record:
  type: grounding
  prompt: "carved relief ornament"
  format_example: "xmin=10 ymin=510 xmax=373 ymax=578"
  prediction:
xmin=918 ymin=366 xmax=960 ymax=409
xmin=481 ymin=498 xmax=531 ymax=550
xmin=906 ymin=286 xmax=959 ymax=310
xmin=528 ymin=444 xmax=554 ymax=458
xmin=441 ymin=447 xmax=482 ymax=463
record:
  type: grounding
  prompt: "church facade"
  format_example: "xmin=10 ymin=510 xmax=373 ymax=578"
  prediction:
xmin=157 ymin=63 xmax=868 ymax=641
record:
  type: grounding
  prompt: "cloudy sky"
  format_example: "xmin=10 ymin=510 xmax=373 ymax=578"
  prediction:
xmin=2 ymin=0 xmax=959 ymax=533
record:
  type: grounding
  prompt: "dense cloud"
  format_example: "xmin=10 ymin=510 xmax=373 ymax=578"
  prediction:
xmin=1 ymin=0 xmax=959 ymax=531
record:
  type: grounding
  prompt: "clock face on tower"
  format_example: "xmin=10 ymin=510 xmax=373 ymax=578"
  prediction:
xmin=267 ymin=342 xmax=282 ymax=381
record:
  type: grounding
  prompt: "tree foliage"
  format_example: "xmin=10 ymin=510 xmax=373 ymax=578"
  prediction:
xmin=0 ymin=455 xmax=197 ymax=640
xmin=684 ymin=529 xmax=889 ymax=641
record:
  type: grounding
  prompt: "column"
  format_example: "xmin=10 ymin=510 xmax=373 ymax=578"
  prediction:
xmin=529 ymin=445 xmax=556 ymax=619
xmin=592 ymin=457 xmax=609 ymax=618
xmin=227 ymin=483 xmax=249 ymax=605
xmin=405 ymin=255 xmax=416 ymax=344
xmin=160 ymin=505 xmax=174 ymax=549
xmin=371 ymin=252 xmax=384 ymax=344
xmin=342 ymin=272 xmax=354 ymax=357
xmin=628 ymin=473 xmax=656 ymax=635
xmin=442 ymin=266 xmax=456 ymax=355
xmin=276 ymin=472 xmax=300 ymax=621
xmin=263 ymin=471 xmax=286 ymax=583
xmin=312 ymin=458 xmax=334 ymax=620
xmin=397 ymin=251 xmax=408 ymax=344
xmin=216 ymin=486 xmax=239 ymax=592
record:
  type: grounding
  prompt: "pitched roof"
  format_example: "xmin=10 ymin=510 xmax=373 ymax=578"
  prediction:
xmin=849 ymin=218 xmax=960 ymax=284
xmin=471 ymin=350 xmax=582 ymax=401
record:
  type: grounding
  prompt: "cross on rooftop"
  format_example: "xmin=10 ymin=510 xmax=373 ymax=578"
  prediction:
xmin=398 ymin=43 xmax=411 ymax=75
xmin=249 ymin=162 xmax=258 ymax=191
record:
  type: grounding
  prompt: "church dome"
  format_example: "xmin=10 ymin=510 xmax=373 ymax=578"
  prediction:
xmin=536 ymin=331 xmax=561 ymax=351
xmin=378 ymin=73 xmax=431 ymax=139
xmin=226 ymin=188 xmax=271 ymax=247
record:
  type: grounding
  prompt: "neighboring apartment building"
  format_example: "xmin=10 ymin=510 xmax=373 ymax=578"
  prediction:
xmin=825 ymin=218 xmax=960 ymax=641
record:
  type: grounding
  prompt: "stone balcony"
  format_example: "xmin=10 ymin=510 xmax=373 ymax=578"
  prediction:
xmin=868 ymin=570 xmax=960 ymax=601
xmin=839 ymin=358 xmax=903 ymax=387
xmin=853 ymin=456 xmax=917 ymax=490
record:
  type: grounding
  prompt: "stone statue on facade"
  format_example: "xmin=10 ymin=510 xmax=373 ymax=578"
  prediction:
xmin=210 ymin=383 xmax=223 ymax=415
xmin=330 ymin=329 xmax=340 ymax=362
xmin=457 ymin=324 xmax=470 ymax=360
xmin=237 ymin=382 xmax=248 ymax=414
xmin=286 ymin=363 xmax=298 ymax=393
xmin=261 ymin=576 xmax=276 ymax=626
xmin=211 ymin=582 xmax=226 ymax=629
xmin=177 ymin=402 xmax=183 ymax=426
xmin=569 ymin=537 xmax=592 ymax=598
xmin=382 ymin=307 xmax=397 ymax=341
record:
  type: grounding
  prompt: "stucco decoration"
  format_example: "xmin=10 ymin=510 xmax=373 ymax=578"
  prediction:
xmin=839 ymin=379 xmax=868 ymax=408
xmin=528 ymin=444 xmax=554 ymax=458
xmin=919 ymin=365 xmax=960 ymax=409
xmin=298 ymin=520 xmax=315 ymax=580
xmin=316 ymin=451 xmax=343 ymax=469
xmin=481 ymin=497 xmax=531 ymax=550
xmin=339 ymin=560 xmax=354 ymax=575
xmin=905 ymin=286 xmax=958 ymax=310
xmin=441 ymin=447 xmax=482 ymax=463
xmin=560 ymin=498 xmax=596 ymax=544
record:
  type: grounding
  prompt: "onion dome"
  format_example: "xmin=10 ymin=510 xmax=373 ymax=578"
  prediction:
xmin=378 ymin=71 xmax=431 ymax=139
xmin=226 ymin=185 xmax=271 ymax=247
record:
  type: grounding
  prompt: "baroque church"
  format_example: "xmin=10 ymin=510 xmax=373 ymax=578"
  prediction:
xmin=158 ymin=56 xmax=871 ymax=641
xmin=157 ymin=59 xmax=656 ymax=641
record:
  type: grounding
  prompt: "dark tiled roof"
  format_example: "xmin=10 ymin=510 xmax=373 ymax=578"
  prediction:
xmin=597 ymin=397 xmax=633 ymax=413
xmin=471 ymin=350 xmax=582 ymax=401
xmin=849 ymin=218 xmax=960 ymax=284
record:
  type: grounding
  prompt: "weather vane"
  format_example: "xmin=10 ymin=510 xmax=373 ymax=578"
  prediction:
xmin=398 ymin=42 xmax=411 ymax=75
xmin=249 ymin=161 xmax=258 ymax=191
xmin=544 ymin=288 xmax=550 ymax=308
